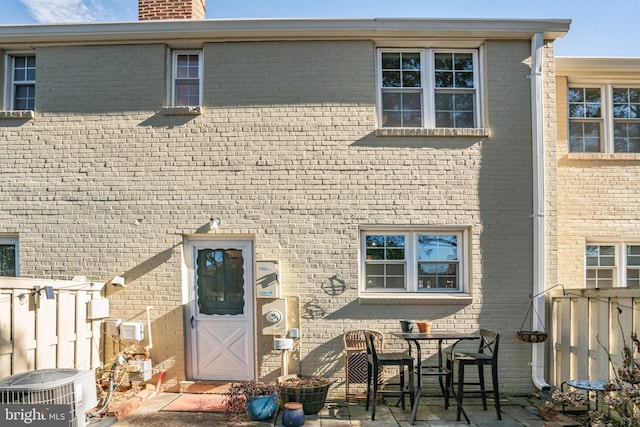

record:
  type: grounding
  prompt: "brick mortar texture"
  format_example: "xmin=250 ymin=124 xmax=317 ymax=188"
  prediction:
xmin=1 ymin=39 xmax=542 ymax=393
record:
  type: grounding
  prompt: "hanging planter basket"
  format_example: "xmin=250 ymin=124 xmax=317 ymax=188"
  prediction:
xmin=516 ymin=330 xmax=548 ymax=343
xmin=516 ymin=296 xmax=549 ymax=343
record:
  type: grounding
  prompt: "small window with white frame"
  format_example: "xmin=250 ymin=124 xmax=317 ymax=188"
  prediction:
xmin=568 ymin=85 xmax=640 ymax=153
xmin=5 ymin=53 xmax=36 ymax=111
xmin=0 ymin=237 xmax=18 ymax=277
xmin=361 ymin=228 xmax=468 ymax=294
xmin=377 ymin=49 xmax=481 ymax=129
xmin=172 ymin=51 xmax=202 ymax=107
xmin=585 ymin=242 xmax=640 ymax=288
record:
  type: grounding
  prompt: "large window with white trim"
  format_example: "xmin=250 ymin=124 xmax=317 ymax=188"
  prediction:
xmin=172 ymin=51 xmax=202 ymax=107
xmin=361 ymin=229 xmax=468 ymax=293
xmin=6 ymin=54 xmax=36 ymax=111
xmin=586 ymin=242 xmax=640 ymax=288
xmin=0 ymin=238 xmax=18 ymax=277
xmin=377 ymin=49 xmax=481 ymax=129
xmin=569 ymin=85 xmax=640 ymax=153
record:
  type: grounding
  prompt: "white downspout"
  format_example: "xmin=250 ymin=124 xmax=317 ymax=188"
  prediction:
xmin=531 ymin=32 xmax=550 ymax=391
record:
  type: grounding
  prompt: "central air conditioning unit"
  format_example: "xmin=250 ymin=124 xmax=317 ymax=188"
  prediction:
xmin=0 ymin=369 xmax=97 ymax=427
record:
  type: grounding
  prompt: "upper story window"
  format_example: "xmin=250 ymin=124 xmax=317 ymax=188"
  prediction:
xmin=586 ymin=242 xmax=640 ymax=288
xmin=377 ymin=49 xmax=481 ymax=129
xmin=0 ymin=238 xmax=18 ymax=277
xmin=6 ymin=54 xmax=36 ymax=111
xmin=361 ymin=228 xmax=468 ymax=294
xmin=172 ymin=51 xmax=202 ymax=107
xmin=569 ymin=85 xmax=640 ymax=153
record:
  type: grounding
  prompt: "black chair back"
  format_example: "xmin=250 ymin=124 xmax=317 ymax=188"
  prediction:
xmin=478 ymin=329 xmax=500 ymax=360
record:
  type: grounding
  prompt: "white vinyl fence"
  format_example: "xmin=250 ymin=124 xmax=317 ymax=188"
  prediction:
xmin=550 ymin=288 xmax=640 ymax=386
xmin=0 ymin=277 xmax=104 ymax=378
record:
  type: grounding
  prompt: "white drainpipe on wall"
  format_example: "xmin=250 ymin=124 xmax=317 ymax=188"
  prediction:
xmin=530 ymin=32 xmax=551 ymax=391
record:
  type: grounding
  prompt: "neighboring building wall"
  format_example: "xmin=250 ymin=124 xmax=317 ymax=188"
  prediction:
xmin=0 ymin=38 xmax=545 ymax=393
xmin=556 ymin=68 xmax=640 ymax=290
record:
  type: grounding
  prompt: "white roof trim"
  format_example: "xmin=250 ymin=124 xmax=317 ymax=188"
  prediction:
xmin=0 ymin=18 xmax=570 ymax=49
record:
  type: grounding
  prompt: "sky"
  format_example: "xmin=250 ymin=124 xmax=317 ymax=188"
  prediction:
xmin=0 ymin=0 xmax=637 ymax=57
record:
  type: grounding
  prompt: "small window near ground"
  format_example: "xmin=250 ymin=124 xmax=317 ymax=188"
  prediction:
xmin=0 ymin=238 xmax=18 ymax=277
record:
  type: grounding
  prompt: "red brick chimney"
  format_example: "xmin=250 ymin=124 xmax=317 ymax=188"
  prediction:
xmin=138 ymin=0 xmax=206 ymax=20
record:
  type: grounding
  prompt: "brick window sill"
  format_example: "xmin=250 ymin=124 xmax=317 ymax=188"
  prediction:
xmin=0 ymin=110 xmax=35 ymax=120
xmin=376 ymin=128 xmax=490 ymax=137
xmin=359 ymin=293 xmax=473 ymax=305
xmin=162 ymin=106 xmax=203 ymax=116
xmin=567 ymin=153 xmax=640 ymax=161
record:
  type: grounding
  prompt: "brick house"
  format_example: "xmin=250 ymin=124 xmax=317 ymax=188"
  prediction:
xmin=0 ymin=0 xmax=571 ymax=394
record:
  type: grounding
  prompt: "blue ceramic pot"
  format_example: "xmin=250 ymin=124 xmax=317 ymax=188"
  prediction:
xmin=246 ymin=394 xmax=278 ymax=421
xmin=282 ymin=401 xmax=305 ymax=426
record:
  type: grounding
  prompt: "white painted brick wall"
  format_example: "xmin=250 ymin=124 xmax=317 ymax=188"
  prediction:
xmin=0 ymin=39 xmax=550 ymax=394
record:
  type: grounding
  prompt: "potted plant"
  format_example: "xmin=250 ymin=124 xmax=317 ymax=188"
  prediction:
xmin=225 ymin=379 xmax=278 ymax=422
xmin=277 ymin=374 xmax=331 ymax=415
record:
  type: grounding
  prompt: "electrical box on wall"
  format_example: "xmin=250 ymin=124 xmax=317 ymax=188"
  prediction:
xmin=87 ymin=298 xmax=110 ymax=319
xmin=256 ymin=260 xmax=281 ymax=298
xmin=119 ymin=321 xmax=144 ymax=342
xmin=262 ymin=298 xmax=287 ymax=335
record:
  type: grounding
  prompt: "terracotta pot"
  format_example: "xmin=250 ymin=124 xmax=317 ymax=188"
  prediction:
xmin=417 ymin=321 xmax=432 ymax=333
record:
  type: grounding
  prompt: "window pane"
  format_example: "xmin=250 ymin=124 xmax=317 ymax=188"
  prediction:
xmin=382 ymin=71 xmax=401 ymax=87
xmin=196 ymin=248 xmax=245 ymax=315
xmin=435 ymin=93 xmax=475 ymax=128
xmin=402 ymin=71 xmax=421 ymax=88
xmin=627 ymin=269 xmax=640 ymax=288
xmin=402 ymin=111 xmax=422 ymax=127
xmin=175 ymin=81 xmax=199 ymax=106
xmin=365 ymin=235 xmax=405 ymax=260
xmin=419 ymin=235 xmax=457 ymax=260
xmin=627 ymin=245 xmax=640 ymax=266
xmin=455 ymin=72 xmax=474 ymax=89
xmin=401 ymin=53 xmax=421 ymax=70
xmin=382 ymin=52 xmax=421 ymax=88
xmin=569 ymin=88 xmax=601 ymax=118
xmin=569 ymin=122 xmax=601 ymax=152
xmin=365 ymin=263 xmax=406 ymax=289
xmin=435 ymin=53 xmax=474 ymax=89
xmin=614 ymin=123 xmax=640 ymax=153
xmin=382 ymin=52 xmax=400 ymax=69
xmin=0 ymin=244 xmax=17 ymax=277
xmin=435 ymin=111 xmax=453 ymax=128
xmin=418 ymin=263 xmax=457 ymax=289
xmin=14 ymin=85 xmax=35 ymax=111
xmin=382 ymin=91 xmax=422 ymax=128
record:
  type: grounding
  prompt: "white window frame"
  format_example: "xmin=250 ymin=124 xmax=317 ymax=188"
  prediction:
xmin=568 ymin=83 xmax=640 ymax=153
xmin=585 ymin=241 xmax=640 ymax=288
xmin=3 ymin=52 xmax=35 ymax=111
xmin=171 ymin=50 xmax=203 ymax=107
xmin=360 ymin=227 xmax=470 ymax=295
xmin=376 ymin=48 xmax=483 ymax=129
xmin=0 ymin=237 xmax=19 ymax=277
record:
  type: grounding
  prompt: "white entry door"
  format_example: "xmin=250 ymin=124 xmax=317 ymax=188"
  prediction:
xmin=187 ymin=240 xmax=254 ymax=380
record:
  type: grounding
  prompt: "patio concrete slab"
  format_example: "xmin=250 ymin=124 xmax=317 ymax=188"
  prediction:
xmin=108 ymin=392 xmax=551 ymax=426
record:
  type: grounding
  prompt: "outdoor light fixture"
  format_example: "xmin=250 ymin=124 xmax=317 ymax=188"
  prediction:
xmin=110 ymin=276 xmax=126 ymax=287
xmin=210 ymin=217 xmax=221 ymax=229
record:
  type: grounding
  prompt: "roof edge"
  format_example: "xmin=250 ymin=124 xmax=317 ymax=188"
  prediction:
xmin=0 ymin=18 xmax=571 ymax=48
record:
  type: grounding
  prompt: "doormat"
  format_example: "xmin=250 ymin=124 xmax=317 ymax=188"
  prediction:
xmin=160 ymin=393 xmax=229 ymax=412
